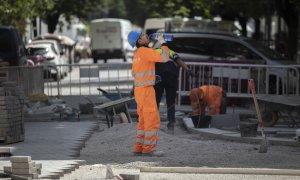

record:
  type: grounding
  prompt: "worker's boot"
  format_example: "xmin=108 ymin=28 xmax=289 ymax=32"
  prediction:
xmin=167 ymin=122 xmax=175 ymax=134
xmin=143 ymin=150 xmax=164 ymax=157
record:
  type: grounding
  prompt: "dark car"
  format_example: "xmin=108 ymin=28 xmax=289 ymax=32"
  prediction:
xmin=165 ymin=32 xmax=298 ymax=98
xmin=0 ymin=25 xmax=27 ymax=66
xmin=167 ymin=32 xmax=290 ymax=65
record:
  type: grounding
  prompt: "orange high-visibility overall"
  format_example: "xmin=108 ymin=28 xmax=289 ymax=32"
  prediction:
xmin=132 ymin=46 xmax=171 ymax=154
xmin=190 ymin=85 xmax=223 ymax=116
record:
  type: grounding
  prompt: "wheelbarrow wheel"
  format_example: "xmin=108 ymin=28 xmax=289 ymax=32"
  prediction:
xmin=261 ymin=110 xmax=278 ymax=127
xmin=119 ymin=112 xmax=128 ymax=123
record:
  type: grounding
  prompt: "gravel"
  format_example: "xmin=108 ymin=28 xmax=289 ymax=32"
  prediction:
xmin=61 ymin=119 xmax=300 ymax=179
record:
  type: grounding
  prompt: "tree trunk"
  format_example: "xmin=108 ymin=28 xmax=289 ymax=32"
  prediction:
xmin=275 ymin=0 xmax=299 ymax=60
xmin=31 ymin=18 xmax=38 ymax=37
xmin=253 ymin=18 xmax=261 ymax=40
xmin=238 ymin=16 xmax=247 ymax=37
xmin=297 ymin=12 xmax=300 ymax=63
xmin=45 ymin=12 xmax=60 ymax=33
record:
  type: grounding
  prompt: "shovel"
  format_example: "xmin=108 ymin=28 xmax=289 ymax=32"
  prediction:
xmin=248 ymin=79 xmax=268 ymax=153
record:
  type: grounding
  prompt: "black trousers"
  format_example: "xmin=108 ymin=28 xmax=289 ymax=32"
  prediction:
xmin=155 ymin=74 xmax=178 ymax=124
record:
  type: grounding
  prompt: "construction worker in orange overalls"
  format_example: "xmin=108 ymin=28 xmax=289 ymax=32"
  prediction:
xmin=128 ymin=30 xmax=175 ymax=157
xmin=190 ymin=85 xmax=226 ymax=116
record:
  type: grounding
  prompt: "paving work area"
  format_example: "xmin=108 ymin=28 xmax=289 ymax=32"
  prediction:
xmin=0 ymin=95 xmax=299 ymax=179
xmin=61 ymin=119 xmax=300 ymax=179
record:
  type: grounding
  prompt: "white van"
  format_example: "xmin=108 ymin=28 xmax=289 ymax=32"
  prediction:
xmin=90 ymin=18 xmax=132 ymax=63
xmin=143 ymin=18 xmax=172 ymax=35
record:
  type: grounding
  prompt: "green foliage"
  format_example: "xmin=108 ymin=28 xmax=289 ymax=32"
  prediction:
xmin=42 ymin=0 xmax=104 ymax=33
xmin=0 ymin=0 xmax=53 ymax=34
xmin=124 ymin=0 xmax=213 ymax=26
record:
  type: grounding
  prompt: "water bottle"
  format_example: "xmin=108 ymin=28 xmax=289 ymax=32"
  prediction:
xmin=149 ymin=33 xmax=173 ymax=41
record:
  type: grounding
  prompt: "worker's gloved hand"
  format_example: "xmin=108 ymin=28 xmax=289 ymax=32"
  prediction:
xmin=172 ymin=53 xmax=180 ymax=60
xmin=155 ymin=75 xmax=162 ymax=84
xmin=169 ymin=50 xmax=175 ymax=58
xmin=187 ymin=69 xmax=195 ymax=77
xmin=155 ymin=48 xmax=162 ymax=53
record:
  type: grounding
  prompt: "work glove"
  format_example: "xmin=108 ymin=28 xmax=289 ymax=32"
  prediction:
xmin=172 ymin=53 xmax=180 ymax=60
xmin=155 ymin=48 xmax=162 ymax=53
xmin=169 ymin=50 xmax=175 ymax=58
xmin=155 ymin=75 xmax=162 ymax=84
xmin=187 ymin=69 xmax=195 ymax=77
xmin=155 ymin=48 xmax=176 ymax=59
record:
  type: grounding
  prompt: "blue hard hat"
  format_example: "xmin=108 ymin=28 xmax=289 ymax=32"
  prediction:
xmin=128 ymin=30 xmax=142 ymax=48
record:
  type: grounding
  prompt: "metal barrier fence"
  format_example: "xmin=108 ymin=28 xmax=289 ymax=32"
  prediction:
xmin=177 ymin=62 xmax=300 ymax=105
xmin=43 ymin=63 xmax=133 ymax=97
xmin=1 ymin=63 xmax=299 ymax=107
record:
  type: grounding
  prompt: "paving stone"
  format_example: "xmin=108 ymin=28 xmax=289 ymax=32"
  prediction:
xmin=10 ymin=174 xmax=32 ymax=180
xmin=0 ymin=147 xmax=11 ymax=153
xmin=3 ymin=166 xmax=12 ymax=173
xmin=12 ymin=167 xmax=36 ymax=175
xmin=12 ymin=162 xmax=35 ymax=169
xmin=11 ymin=156 xmax=31 ymax=163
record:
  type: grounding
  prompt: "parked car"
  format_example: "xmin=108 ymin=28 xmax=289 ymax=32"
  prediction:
xmin=33 ymin=34 xmax=75 ymax=70
xmin=0 ymin=25 xmax=27 ymax=66
xmin=26 ymin=43 xmax=66 ymax=81
xmin=165 ymin=32 xmax=298 ymax=95
xmin=30 ymin=39 xmax=69 ymax=75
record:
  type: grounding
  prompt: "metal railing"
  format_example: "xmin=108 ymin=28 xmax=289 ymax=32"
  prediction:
xmin=177 ymin=62 xmax=300 ymax=105
xmin=1 ymin=63 xmax=299 ymax=107
xmin=43 ymin=63 xmax=133 ymax=97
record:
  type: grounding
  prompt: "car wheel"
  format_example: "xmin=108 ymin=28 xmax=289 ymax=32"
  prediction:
xmin=261 ymin=110 xmax=278 ymax=127
xmin=123 ymin=55 xmax=127 ymax=62
xmin=93 ymin=58 xmax=98 ymax=64
xmin=104 ymin=59 xmax=107 ymax=63
xmin=52 ymin=72 xmax=61 ymax=82
xmin=93 ymin=54 xmax=98 ymax=63
xmin=118 ymin=112 xmax=128 ymax=123
xmin=75 ymin=54 xmax=81 ymax=63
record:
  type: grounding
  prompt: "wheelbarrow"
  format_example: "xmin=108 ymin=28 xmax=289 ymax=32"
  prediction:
xmin=93 ymin=87 xmax=135 ymax=128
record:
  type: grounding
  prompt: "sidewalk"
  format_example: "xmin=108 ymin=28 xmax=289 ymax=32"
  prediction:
xmin=0 ymin=118 xmax=98 ymax=179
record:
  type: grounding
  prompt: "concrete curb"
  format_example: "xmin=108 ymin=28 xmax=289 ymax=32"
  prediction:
xmin=182 ymin=118 xmax=300 ymax=147
xmin=140 ymin=167 xmax=300 ymax=176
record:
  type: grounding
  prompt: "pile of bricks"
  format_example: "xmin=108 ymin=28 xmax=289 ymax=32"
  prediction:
xmin=4 ymin=156 xmax=42 ymax=180
xmin=0 ymin=81 xmax=25 ymax=144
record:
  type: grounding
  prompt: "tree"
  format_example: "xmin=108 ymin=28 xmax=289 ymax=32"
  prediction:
xmin=42 ymin=0 xmax=103 ymax=33
xmin=0 ymin=0 xmax=52 ymax=35
xmin=124 ymin=0 xmax=212 ymax=27
xmin=275 ymin=0 xmax=299 ymax=59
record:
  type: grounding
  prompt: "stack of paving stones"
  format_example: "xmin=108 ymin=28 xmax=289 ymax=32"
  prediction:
xmin=4 ymin=156 xmax=42 ymax=179
xmin=0 ymin=81 xmax=26 ymax=144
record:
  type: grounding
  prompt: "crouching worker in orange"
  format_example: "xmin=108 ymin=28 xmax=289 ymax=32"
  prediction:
xmin=190 ymin=85 xmax=226 ymax=116
xmin=128 ymin=30 xmax=175 ymax=157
